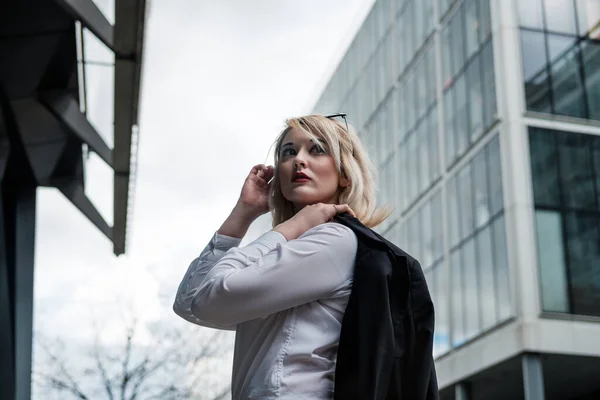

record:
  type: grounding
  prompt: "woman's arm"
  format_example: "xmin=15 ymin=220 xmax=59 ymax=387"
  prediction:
xmin=189 ymin=222 xmax=357 ymax=327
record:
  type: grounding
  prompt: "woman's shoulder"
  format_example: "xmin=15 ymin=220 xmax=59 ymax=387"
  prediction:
xmin=297 ymin=221 xmax=357 ymax=252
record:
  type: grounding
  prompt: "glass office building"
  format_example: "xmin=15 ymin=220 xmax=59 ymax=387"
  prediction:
xmin=313 ymin=0 xmax=600 ymax=398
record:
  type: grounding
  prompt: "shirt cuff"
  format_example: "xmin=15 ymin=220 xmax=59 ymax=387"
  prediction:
xmin=213 ymin=232 xmax=243 ymax=251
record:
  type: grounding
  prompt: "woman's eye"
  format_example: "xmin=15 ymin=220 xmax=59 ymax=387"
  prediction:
xmin=312 ymin=145 xmax=326 ymax=154
xmin=282 ymin=148 xmax=296 ymax=157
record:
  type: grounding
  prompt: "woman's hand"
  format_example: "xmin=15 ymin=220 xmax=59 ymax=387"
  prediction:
xmin=237 ymin=164 xmax=274 ymax=217
xmin=274 ymin=203 xmax=356 ymax=241
xmin=217 ymin=164 xmax=273 ymax=238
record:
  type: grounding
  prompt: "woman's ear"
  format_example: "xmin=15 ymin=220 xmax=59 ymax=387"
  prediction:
xmin=339 ymin=176 xmax=350 ymax=188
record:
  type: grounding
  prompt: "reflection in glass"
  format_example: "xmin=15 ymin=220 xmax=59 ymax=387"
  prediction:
xmin=576 ymin=0 xmax=600 ymax=38
xmin=557 ymin=132 xmax=596 ymax=210
xmin=428 ymin=107 xmax=440 ymax=182
xmin=518 ymin=0 xmax=544 ymax=29
xmin=535 ymin=210 xmax=570 ymax=313
xmin=444 ymin=88 xmax=456 ymax=166
xmin=581 ymin=40 xmax=600 ymax=120
xmin=465 ymin=0 xmax=480 ymax=59
xmin=467 ymin=58 xmax=483 ymax=142
xmin=565 ymin=212 xmax=600 ymax=316
xmin=488 ymin=136 xmax=504 ymax=216
xmin=529 ymin=129 xmax=561 ymax=207
xmin=441 ymin=25 xmax=454 ymax=88
xmin=547 ymin=35 xmax=586 ymax=118
xmin=463 ymin=238 xmax=480 ymax=340
xmin=448 ymin=175 xmax=461 ymax=247
xmin=451 ymin=7 xmax=466 ymax=77
xmin=451 ymin=249 xmax=465 ymax=346
xmin=473 ymin=150 xmax=490 ymax=227
xmin=481 ymin=39 xmax=497 ymax=127
xmin=454 ymin=74 xmax=468 ymax=158
xmin=432 ymin=263 xmax=450 ymax=356
xmin=477 ymin=226 xmax=497 ymax=329
xmin=493 ymin=215 xmax=511 ymax=321
xmin=432 ymin=191 xmax=443 ymax=261
xmin=520 ymin=30 xmax=552 ymax=112
xmin=419 ymin=122 xmax=430 ymax=193
xmin=459 ymin=164 xmax=474 ymax=241
xmin=478 ymin=0 xmax=492 ymax=42
xmin=544 ymin=0 xmax=577 ymax=34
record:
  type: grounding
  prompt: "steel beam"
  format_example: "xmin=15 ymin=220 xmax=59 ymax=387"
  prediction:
xmin=53 ymin=0 xmax=114 ymax=50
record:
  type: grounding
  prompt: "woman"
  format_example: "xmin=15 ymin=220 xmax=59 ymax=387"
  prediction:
xmin=173 ymin=115 xmax=391 ymax=399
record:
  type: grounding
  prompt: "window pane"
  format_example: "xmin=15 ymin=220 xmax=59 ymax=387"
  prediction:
xmin=488 ymin=136 xmax=504 ymax=216
xmin=595 ymin=139 xmax=600 ymax=209
xmin=422 ymin=200 xmax=434 ymax=267
xmin=581 ymin=39 xmax=600 ymax=120
xmin=433 ymin=263 xmax=450 ymax=355
xmin=520 ymin=30 xmax=552 ymax=113
xmin=465 ymin=0 xmax=480 ymax=59
xmin=405 ymin=70 xmax=416 ymax=130
xmin=448 ymin=175 xmax=461 ymax=247
xmin=455 ymin=73 xmax=469 ymax=158
xmin=518 ymin=0 xmax=544 ymax=29
xmin=481 ymin=39 xmax=497 ymax=128
xmin=477 ymin=226 xmax=497 ymax=329
xmin=535 ymin=210 xmax=570 ymax=313
xmin=463 ymin=238 xmax=480 ymax=339
xmin=544 ymin=0 xmax=578 ymax=35
xmin=429 ymin=106 xmax=440 ymax=182
xmin=432 ymin=191 xmax=443 ymax=261
xmin=493 ymin=215 xmax=512 ymax=320
xmin=426 ymin=45 xmax=437 ymax=108
xmin=417 ymin=58 xmax=428 ymax=119
xmin=451 ymin=249 xmax=465 ymax=346
xmin=459 ymin=164 xmax=474 ymax=240
xmin=467 ymin=58 xmax=484 ymax=142
xmin=576 ymin=0 xmax=600 ymax=37
xmin=478 ymin=0 xmax=492 ymax=42
xmin=441 ymin=24 xmax=453 ymax=87
xmin=547 ymin=34 xmax=586 ymax=118
xmin=473 ymin=149 xmax=491 ymax=227
xmin=557 ymin=132 xmax=596 ymax=210
xmin=419 ymin=122 xmax=430 ymax=193
xmin=444 ymin=87 xmax=456 ymax=166
xmin=452 ymin=6 xmax=466 ymax=76
xmin=529 ymin=128 xmax=561 ymax=207
xmin=408 ymin=131 xmax=418 ymax=203
xmin=565 ymin=212 xmax=600 ymax=316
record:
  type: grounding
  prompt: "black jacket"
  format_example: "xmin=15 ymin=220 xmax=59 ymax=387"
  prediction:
xmin=333 ymin=213 xmax=439 ymax=400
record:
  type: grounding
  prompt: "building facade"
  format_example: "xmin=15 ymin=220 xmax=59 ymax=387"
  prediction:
xmin=312 ymin=0 xmax=600 ymax=399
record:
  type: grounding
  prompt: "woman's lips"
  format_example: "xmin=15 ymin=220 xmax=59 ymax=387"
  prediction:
xmin=292 ymin=178 xmax=311 ymax=183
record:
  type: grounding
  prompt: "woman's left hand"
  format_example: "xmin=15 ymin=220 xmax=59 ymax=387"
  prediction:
xmin=273 ymin=203 xmax=356 ymax=241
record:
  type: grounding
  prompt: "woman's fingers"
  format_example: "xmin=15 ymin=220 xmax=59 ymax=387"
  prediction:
xmin=330 ymin=203 xmax=356 ymax=218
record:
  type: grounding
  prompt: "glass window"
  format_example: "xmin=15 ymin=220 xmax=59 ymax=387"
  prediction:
xmin=463 ymin=238 xmax=480 ymax=340
xmin=444 ymin=87 xmax=456 ymax=166
xmin=481 ymin=39 xmax=497 ymax=128
xmin=547 ymin=34 xmax=586 ymax=118
xmin=529 ymin=128 xmax=561 ymax=207
xmin=467 ymin=58 xmax=484 ymax=142
xmin=432 ymin=263 xmax=450 ymax=356
xmin=595 ymin=139 xmax=600 ymax=209
xmin=557 ymin=132 xmax=596 ymax=210
xmin=405 ymin=71 xmax=416 ymax=131
xmin=432 ymin=191 xmax=443 ymax=261
xmin=487 ymin=136 xmax=504 ymax=216
xmin=404 ymin=1 xmax=416 ymax=63
xmin=493 ymin=215 xmax=511 ymax=321
xmin=419 ymin=122 xmax=430 ymax=193
xmin=424 ymin=0 xmax=435 ymax=37
xmin=454 ymin=73 xmax=469 ymax=158
xmin=465 ymin=0 xmax=480 ymax=60
xmin=564 ymin=212 xmax=600 ymax=316
xmin=535 ymin=210 xmax=570 ymax=313
xmin=422 ymin=201 xmax=434 ymax=267
xmin=429 ymin=106 xmax=440 ymax=182
xmin=518 ymin=0 xmax=544 ymax=29
xmin=396 ymin=13 xmax=407 ymax=75
xmin=520 ymin=30 xmax=552 ymax=113
xmin=441 ymin=24 xmax=454 ymax=87
xmin=451 ymin=7 xmax=466 ymax=77
xmin=396 ymin=88 xmax=407 ymax=143
xmin=400 ymin=143 xmax=409 ymax=210
xmin=448 ymin=175 xmax=461 ymax=247
xmin=478 ymin=0 xmax=492 ymax=43
xmin=473 ymin=150 xmax=491 ymax=227
xmin=576 ymin=0 xmax=600 ymax=37
xmin=581 ymin=40 xmax=600 ymax=120
xmin=425 ymin=45 xmax=437 ymax=109
xmin=408 ymin=131 xmax=418 ymax=203
xmin=544 ymin=0 xmax=578 ymax=35
xmin=477 ymin=226 xmax=497 ymax=329
xmin=417 ymin=59 xmax=428 ymax=119
xmin=458 ymin=164 xmax=474 ymax=241
xmin=451 ymin=249 xmax=465 ymax=346
xmin=409 ymin=209 xmax=422 ymax=258
xmin=413 ymin=0 xmax=424 ymax=50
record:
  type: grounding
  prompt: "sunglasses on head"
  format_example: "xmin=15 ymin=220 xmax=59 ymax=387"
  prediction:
xmin=324 ymin=113 xmax=349 ymax=132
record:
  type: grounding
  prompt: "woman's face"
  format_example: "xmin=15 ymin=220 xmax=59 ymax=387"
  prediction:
xmin=278 ymin=128 xmax=343 ymax=211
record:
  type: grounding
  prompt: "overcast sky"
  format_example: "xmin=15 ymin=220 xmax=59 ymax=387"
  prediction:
xmin=33 ymin=0 xmax=373 ymax=395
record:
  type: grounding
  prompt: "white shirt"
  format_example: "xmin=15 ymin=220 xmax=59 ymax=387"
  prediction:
xmin=173 ymin=222 xmax=357 ymax=399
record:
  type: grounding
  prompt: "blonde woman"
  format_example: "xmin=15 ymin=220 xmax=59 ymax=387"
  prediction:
xmin=173 ymin=115 xmax=438 ymax=400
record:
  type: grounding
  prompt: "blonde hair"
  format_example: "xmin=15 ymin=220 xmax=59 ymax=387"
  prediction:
xmin=269 ymin=114 xmax=392 ymax=228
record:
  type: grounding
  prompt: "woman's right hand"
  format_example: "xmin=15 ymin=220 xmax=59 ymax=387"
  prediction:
xmin=237 ymin=164 xmax=274 ymax=217
xmin=274 ymin=203 xmax=356 ymax=241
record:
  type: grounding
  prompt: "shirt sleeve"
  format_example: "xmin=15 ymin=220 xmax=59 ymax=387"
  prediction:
xmin=189 ymin=222 xmax=357 ymax=326
xmin=173 ymin=232 xmax=244 ymax=330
